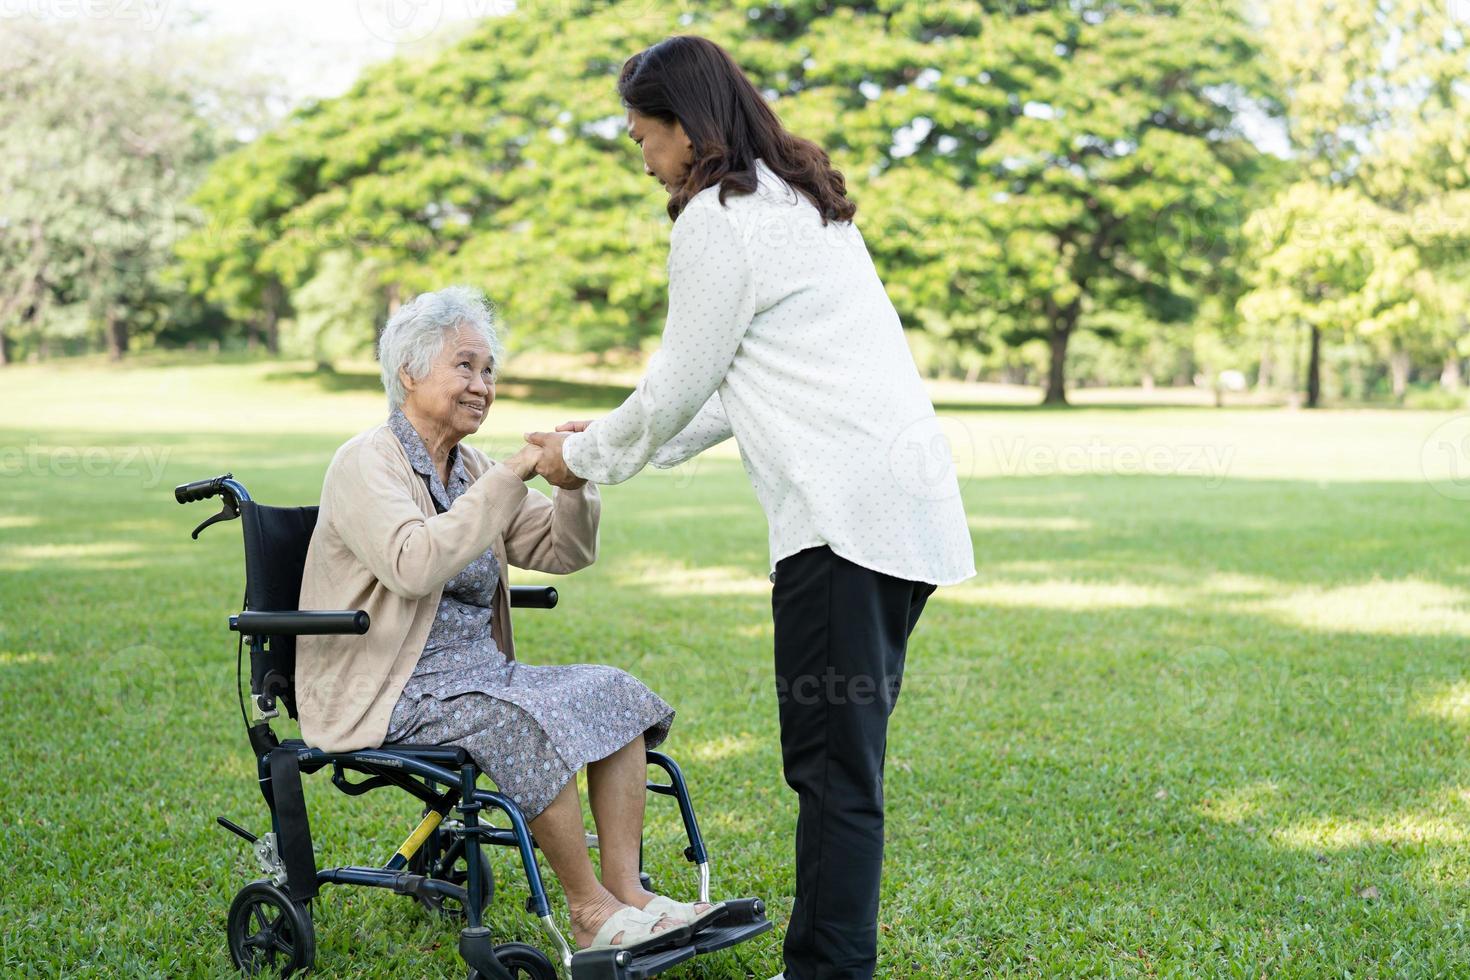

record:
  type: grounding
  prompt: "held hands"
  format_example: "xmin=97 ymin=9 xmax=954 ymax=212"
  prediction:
xmin=503 ymin=441 xmax=544 ymax=483
xmin=520 ymin=420 xmax=596 ymax=490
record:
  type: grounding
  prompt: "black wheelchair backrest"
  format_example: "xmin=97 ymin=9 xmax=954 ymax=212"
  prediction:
xmin=239 ymin=500 xmax=320 ymax=720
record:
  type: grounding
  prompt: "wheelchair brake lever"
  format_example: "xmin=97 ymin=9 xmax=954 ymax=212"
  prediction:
xmin=191 ymin=498 xmax=241 ymax=539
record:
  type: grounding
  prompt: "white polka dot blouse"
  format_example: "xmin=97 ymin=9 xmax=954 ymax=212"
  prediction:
xmin=563 ymin=159 xmax=976 ymax=587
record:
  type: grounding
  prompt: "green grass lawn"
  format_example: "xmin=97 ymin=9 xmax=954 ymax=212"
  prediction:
xmin=2 ymin=357 xmax=1469 ymax=978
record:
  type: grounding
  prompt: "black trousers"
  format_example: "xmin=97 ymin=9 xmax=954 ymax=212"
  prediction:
xmin=772 ymin=546 xmax=936 ymax=980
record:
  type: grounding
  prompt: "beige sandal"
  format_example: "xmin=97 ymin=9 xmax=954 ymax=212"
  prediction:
xmin=642 ymin=895 xmax=728 ymax=933
xmin=584 ymin=905 xmax=687 ymax=952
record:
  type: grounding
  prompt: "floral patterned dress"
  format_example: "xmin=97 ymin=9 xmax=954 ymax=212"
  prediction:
xmin=382 ymin=409 xmax=675 ymax=819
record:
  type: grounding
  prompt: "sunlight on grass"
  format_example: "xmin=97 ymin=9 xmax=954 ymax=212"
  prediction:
xmin=1247 ymin=579 xmax=1470 ymax=638
xmin=938 ymin=570 xmax=1470 ymax=639
xmin=1196 ymin=571 xmax=1277 ymax=596
xmin=944 ymin=579 xmax=1179 ymax=609
xmin=1272 ymin=805 xmax=1470 ymax=851
xmin=615 ymin=558 xmax=770 ymax=597
xmin=1415 ymin=681 xmax=1470 ymax=724
xmin=1195 ymin=780 xmax=1282 ymax=824
xmin=686 ymin=733 xmax=759 ymax=763
xmin=967 ymin=514 xmax=1092 ymax=531
xmin=0 ymin=515 xmax=40 ymax=530
xmin=0 ymin=540 xmax=143 ymax=572
xmin=0 ymin=651 xmax=56 ymax=667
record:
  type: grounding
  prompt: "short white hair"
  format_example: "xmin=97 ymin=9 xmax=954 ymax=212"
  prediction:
xmin=377 ymin=286 xmax=505 ymax=412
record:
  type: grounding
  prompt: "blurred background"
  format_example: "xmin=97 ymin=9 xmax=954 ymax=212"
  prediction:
xmin=3 ymin=0 xmax=1466 ymax=408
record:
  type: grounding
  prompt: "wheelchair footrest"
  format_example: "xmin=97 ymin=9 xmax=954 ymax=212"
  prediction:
xmin=569 ymin=898 xmax=772 ymax=980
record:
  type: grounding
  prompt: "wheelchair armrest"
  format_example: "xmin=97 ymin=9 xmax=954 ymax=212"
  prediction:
xmin=509 ymin=585 xmax=558 ymax=609
xmin=230 ymin=610 xmax=370 ymax=635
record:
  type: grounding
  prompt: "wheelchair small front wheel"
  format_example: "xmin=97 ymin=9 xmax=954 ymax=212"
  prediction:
xmin=467 ymin=942 xmax=557 ymax=980
xmin=227 ymin=880 xmax=316 ymax=976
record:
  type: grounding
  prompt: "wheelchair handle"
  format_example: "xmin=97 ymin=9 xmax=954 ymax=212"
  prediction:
xmin=231 ymin=610 xmax=370 ymax=636
xmin=175 ymin=473 xmax=247 ymax=504
xmin=174 ymin=475 xmax=252 ymax=539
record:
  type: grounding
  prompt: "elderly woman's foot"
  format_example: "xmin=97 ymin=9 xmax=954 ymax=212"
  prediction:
xmin=610 ymin=883 xmax=714 ymax=919
xmin=641 ymin=894 xmax=722 ymax=930
xmin=569 ymin=892 xmax=679 ymax=949
xmin=640 ymin=899 xmax=714 ymax=922
xmin=609 ymin=883 xmax=717 ymax=928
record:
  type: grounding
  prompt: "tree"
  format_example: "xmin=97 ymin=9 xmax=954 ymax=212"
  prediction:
xmin=0 ymin=24 xmax=221 ymax=362
xmin=1239 ymin=182 xmax=1425 ymax=405
xmin=179 ymin=1 xmax=1270 ymax=395
xmin=1253 ymin=0 xmax=1470 ymax=404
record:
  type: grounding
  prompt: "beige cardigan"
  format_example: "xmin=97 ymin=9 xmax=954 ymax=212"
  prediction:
xmin=295 ymin=423 xmax=601 ymax=752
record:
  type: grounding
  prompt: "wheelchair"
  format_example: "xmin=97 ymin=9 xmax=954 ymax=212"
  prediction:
xmin=175 ymin=473 xmax=772 ymax=979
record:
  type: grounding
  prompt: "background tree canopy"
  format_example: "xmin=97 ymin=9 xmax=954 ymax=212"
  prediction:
xmin=174 ymin=0 xmax=1273 ymax=403
xmin=0 ymin=22 xmax=223 ymax=363
xmin=6 ymin=0 xmax=1468 ymax=407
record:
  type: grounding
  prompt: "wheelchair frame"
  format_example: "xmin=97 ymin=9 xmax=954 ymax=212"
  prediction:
xmin=176 ymin=473 xmax=771 ymax=980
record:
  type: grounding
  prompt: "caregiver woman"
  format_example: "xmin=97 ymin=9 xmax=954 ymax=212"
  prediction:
xmin=526 ymin=36 xmax=975 ymax=980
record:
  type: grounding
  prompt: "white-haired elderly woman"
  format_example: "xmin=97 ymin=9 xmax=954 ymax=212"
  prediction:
xmin=296 ymin=286 xmax=718 ymax=951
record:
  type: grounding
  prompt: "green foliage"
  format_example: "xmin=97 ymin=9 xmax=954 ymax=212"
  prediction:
xmin=1240 ymin=184 xmax=1395 ymax=339
xmin=1249 ymin=0 xmax=1470 ymax=403
xmin=282 ymin=251 xmax=386 ymax=368
xmin=178 ymin=0 xmax=1270 ymax=399
xmin=0 ymin=24 xmax=222 ymax=361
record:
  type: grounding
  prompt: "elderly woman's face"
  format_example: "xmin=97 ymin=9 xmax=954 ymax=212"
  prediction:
xmin=401 ymin=324 xmax=494 ymax=440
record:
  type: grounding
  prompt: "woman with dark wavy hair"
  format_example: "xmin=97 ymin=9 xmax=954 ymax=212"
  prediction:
xmin=527 ymin=35 xmax=975 ymax=980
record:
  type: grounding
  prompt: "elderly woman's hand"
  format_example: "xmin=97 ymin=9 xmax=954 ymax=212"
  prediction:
xmin=524 ymin=431 xmax=586 ymax=490
xmin=504 ymin=441 xmax=544 ymax=482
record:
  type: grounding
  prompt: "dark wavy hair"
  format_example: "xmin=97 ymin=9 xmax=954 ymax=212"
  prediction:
xmin=618 ymin=35 xmax=857 ymax=225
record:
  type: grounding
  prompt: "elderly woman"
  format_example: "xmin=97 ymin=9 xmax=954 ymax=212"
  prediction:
xmin=295 ymin=286 xmax=715 ymax=952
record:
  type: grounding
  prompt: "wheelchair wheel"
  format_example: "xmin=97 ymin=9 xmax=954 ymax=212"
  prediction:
xmin=227 ymin=880 xmax=315 ymax=976
xmin=467 ymin=942 xmax=557 ymax=980
xmin=409 ymin=826 xmax=494 ymax=920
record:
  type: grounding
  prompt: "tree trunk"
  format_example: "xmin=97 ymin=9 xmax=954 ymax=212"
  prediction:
xmin=1044 ymin=323 xmax=1071 ymax=405
xmin=105 ymin=308 xmax=128 ymax=362
xmin=1389 ymin=349 xmax=1411 ymax=403
xmin=1305 ymin=324 xmax=1321 ymax=408
xmin=0 ymin=331 xmax=8 ymax=366
xmin=1257 ymin=342 xmax=1273 ymax=392
xmin=1347 ymin=350 xmax=1366 ymax=402
xmin=1440 ymin=354 xmax=1461 ymax=390
xmin=261 ymin=280 xmax=283 ymax=355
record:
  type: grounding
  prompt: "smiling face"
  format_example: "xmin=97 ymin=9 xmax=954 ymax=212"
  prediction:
xmin=627 ymin=108 xmax=693 ymax=193
xmin=400 ymin=323 xmax=494 ymax=444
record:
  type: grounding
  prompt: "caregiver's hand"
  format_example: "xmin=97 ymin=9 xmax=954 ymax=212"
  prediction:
xmin=555 ymin=419 xmax=595 ymax=433
xmin=524 ymin=430 xmax=586 ymax=490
